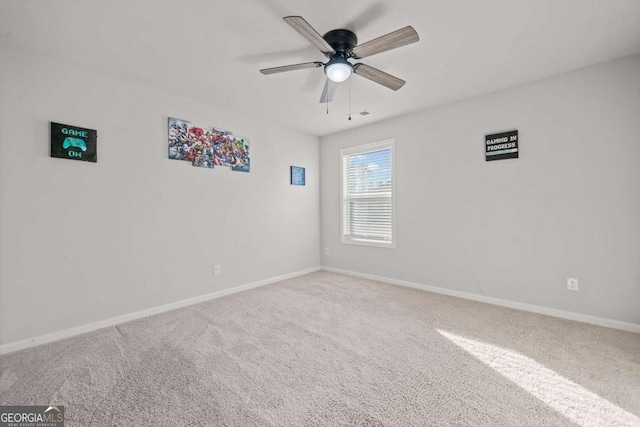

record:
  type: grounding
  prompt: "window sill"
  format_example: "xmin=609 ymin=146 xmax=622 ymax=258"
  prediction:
xmin=340 ymin=237 xmax=395 ymax=249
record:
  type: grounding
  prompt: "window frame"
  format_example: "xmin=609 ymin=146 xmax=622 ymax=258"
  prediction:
xmin=340 ymin=139 xmax=396 ymax=248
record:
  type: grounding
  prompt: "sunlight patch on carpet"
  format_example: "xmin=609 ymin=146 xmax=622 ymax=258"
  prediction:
xmin=437 ymin=329 xmax=640 ymax=427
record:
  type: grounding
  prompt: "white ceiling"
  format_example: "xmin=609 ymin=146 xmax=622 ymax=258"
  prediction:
xmin=1 ymin=0 xmax=640 ymax=137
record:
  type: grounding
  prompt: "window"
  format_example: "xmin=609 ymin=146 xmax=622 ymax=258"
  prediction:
xmin=340 ymin=139 xmax=395 ymax=248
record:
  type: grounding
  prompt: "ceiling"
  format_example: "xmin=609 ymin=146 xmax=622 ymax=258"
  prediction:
xmin=1 ymin=0 xmax=640 ymax=137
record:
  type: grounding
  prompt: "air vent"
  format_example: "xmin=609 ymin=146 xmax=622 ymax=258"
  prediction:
xmin=349 ymin=110 xmax=371 ymax=120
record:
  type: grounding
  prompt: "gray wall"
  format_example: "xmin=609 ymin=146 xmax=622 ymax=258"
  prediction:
xmin=2 ymin=43 xmax=638 ymax=347
xmin=320 ymin=54 xmax=640 ymax=325
xmin=0 ymin=45 xmax=321 ymax=345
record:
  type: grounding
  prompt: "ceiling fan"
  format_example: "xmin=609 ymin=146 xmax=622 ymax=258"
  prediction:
xmin=260 ymin=16 xmax=419 ymax=103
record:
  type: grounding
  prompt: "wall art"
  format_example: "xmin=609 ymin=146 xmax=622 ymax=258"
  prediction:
xmin=485 ymin=130 xmax=518 ymax=161
xmin=168 ymin=117 xmax=250 ymax=172
xmin=51 ymin=122 xmax=97 ymax=163
xmin=290 ymin=166 xmax=305 ymax=186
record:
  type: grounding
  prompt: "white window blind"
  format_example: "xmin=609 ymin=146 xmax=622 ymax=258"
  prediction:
xmin=340 ymin=140 xmax=395 ymax=247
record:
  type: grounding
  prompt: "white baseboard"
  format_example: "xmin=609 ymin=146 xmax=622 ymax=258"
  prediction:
xmin=4 ymin=264 xmax=636 ymax=355
xmin=0 ymin=266 xmax=322 ymax=355
xmin=322 ymin=267 xmax=640 ymax=334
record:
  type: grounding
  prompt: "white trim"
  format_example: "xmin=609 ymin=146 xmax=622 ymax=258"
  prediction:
xmin=0 ymin=266 xmax=322 ymax=355
xmin=322 ymin=267 xmax=640 ymax=334
xmin=341 ymin=238 xmax=395 ymax=249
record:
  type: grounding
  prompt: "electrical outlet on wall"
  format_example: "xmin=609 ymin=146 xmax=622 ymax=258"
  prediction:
xmin=324 ymin=247 xmax=330 ymax=256
xmin=567 ymin=277 xmax=579 ymax=291
xmin=213 ymin=265 xmax=221 ymax=276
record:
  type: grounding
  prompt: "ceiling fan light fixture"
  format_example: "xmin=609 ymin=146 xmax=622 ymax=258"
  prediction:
xmin=325 ymin=57 xmax=353 ymax=83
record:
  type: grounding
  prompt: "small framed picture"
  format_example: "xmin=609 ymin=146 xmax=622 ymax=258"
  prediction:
xmin=51 ymin=122 xmax=97 ymax=163
xmin=290 ymin=166 xmax=305 ymax=186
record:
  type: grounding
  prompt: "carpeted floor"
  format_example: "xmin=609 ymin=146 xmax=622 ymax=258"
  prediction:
xmin=1 ymin=271 xmax=639 ymax=426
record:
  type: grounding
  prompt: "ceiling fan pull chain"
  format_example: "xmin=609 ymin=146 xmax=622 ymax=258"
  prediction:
xmin=348 ymin=77 xmax=352 ymax=120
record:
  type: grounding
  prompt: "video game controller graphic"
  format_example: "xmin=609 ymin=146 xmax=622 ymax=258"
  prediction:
xmin=62 ymin=137 xmax=87 ymax=152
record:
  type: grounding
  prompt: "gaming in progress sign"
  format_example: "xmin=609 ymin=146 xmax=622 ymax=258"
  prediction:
xmin=485 ymin=130 xmax=518 ymax=161
xmin=51 ymin=122 xmax=97 ymax=162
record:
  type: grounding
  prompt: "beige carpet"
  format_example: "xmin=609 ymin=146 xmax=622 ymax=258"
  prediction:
xmin=1 ymin=271 xmax=639 ymax=426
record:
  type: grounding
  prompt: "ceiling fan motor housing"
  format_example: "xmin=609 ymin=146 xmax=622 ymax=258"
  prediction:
xmin=323 ymin=29 xmax=358 ymax=55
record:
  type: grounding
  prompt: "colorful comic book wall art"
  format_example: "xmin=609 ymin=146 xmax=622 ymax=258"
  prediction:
xmin=168 ymin=117 xmax=250 ymax=172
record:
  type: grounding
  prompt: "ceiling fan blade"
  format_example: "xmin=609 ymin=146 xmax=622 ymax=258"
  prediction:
xmin=351 ymin=26 xmax=419 ymax=59
xmin=283 ymin=16 xmax=336 ymax=55
xmin=353 ymin=63 xmax=405 ymax=91
xmin=319 ymin=78 xmax=338 ymax=103
xmin=260 ymin=62 xmax=323 ymax=75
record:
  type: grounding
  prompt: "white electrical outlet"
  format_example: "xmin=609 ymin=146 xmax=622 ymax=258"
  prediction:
xmin=324 ymin=247 xmax=330 ymax=256
xmin=567 ymin=277 xmax=579 ymax=291
xmin=213 ymin=265 xmax=221 ymax=276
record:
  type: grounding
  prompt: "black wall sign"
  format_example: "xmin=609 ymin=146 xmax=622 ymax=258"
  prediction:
xmin=485 ymin=130 xmax=518 ymax=161
xmin=51 ymin=122 xmax=97 ymax=162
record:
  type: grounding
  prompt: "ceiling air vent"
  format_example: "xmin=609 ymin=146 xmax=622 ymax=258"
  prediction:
xmin=349 ymin=110 xmax=371 ymax=120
